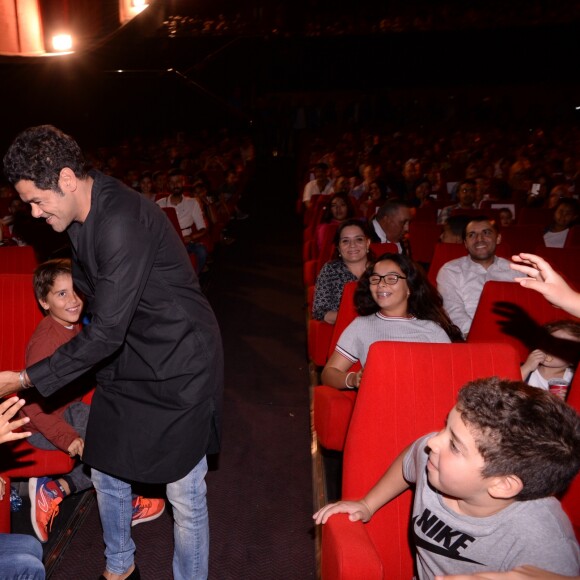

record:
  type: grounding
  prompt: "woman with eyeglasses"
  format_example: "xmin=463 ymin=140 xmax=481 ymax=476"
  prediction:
xmin=321 ymin=253 xmax=463 ymax=389
xmin=312 ymin=219 xmax=374 ymax=325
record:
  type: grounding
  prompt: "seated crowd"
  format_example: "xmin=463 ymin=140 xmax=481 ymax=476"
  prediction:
xmin=303 ymin=124 xmax=580 ymax=578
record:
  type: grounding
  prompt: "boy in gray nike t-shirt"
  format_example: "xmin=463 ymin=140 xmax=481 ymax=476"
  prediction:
xmin=314 ymin=378 xmax=580 ymax=577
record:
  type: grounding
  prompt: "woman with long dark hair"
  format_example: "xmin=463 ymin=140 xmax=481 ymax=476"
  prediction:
xmin=321 ymin=253 xmax=463 ymax=389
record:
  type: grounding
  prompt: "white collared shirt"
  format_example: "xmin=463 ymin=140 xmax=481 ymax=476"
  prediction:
xmin=436 ymin=255 xmax=520 ymax=337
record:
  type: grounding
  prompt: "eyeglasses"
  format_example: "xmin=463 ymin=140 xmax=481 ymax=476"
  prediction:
xmin=369 ymin=273 xmax=407 ymax=285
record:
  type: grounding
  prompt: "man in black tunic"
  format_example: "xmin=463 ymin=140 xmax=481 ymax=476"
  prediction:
xmin=0 ymin=125 xmax=223 ymax=580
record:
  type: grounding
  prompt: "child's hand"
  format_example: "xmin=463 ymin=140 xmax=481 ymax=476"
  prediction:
xmin=67 ymin=437 xmax=84 ymax=458
xmin=0 ymin=397 xmax=31 ymax=444
xmin=0 ymin=477 xmax=5 ymax=500
xmin=354 ymin=369 xmax=364 ymax=388
xmin=520 ymin=349 xmax=546 ymax=379
xmin=313 ymin=500 xmax=372 ymax=525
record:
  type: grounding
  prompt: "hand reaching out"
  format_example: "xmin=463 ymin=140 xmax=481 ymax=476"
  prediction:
xmin=0 ymin=397 xmax=31 ymax=444
xmin=511 ymin=254 xmax=580 ymax=317
xmin=313 ymin=499 xmax=373 ymax=525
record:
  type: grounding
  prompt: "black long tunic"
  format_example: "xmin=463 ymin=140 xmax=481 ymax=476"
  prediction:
xmin=27 ymin=171 xmax=223 ymax=483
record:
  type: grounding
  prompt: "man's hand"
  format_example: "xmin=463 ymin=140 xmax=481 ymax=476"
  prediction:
xmin=0 ymin=397 xmax=31 ymax=444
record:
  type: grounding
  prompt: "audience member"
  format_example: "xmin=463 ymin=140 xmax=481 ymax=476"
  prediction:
xmin=138 ymin=172 xmax=155 ymax=202
xmin=440 ymin=214 xmax=471 ymax=243
xmin=437 ymin=216 xmax=520 ymax=337
xmin=314 ymin=378 xmax=580 ymax=576
xmin=369 ymin=199 xmax=413 ymax=254
xmin=351 ymin=164 xmax=376 ymax=201
xmin=312 ymin=220 xmax=374 ymax=324
xmin=543 ymin=198 xmax=579 ymax=248
xmin=498 ymin=207 xmax=514 ymax=227
xmin=315 ymin=192 xmax=356 ymax=252
xmin=303 ymin=162 xmax=333 ymax=209
xmin=438 ymin=179 xmax=477 ymax=224
xmin=357 ymin=181 xmax=387 ymax=220
xmin=321 ymin=253 xmax=462 ymax=389
xmin=156 ymin=168 xmax=209 ymax=273
xmin=520 ymin=320 xmax=580 ymax=391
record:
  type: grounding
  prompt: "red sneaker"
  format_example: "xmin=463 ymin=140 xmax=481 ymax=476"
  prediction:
xmin=131 ymin=496 xmax=165 ymax=526
xmin=29 ymin=477 xmax=63 ymax=542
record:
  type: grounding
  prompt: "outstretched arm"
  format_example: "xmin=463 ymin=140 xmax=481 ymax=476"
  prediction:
xmin=510 ymin=253 xmax=580 ymax=317
xmin=313 ymin=445 xmax=410 ymax=524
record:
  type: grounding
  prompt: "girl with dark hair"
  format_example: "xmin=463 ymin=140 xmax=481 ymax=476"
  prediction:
xmin=312 ymin=219 xmax=374 ymax=324
xmin=321 ymin=253 xmax=463 ymax=389
xmin=315 ymin=192 xmax=356 ymax=252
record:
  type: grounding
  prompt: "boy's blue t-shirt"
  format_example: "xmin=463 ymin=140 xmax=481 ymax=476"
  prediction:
xmin=403 ymin=433 xmax=580 ymax=578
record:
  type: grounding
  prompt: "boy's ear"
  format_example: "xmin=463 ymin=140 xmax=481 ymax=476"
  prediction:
xmin=488 ymin=474 xmax=523 ymax=499
xmin=38 ymin=299 xmax=50 ymax=312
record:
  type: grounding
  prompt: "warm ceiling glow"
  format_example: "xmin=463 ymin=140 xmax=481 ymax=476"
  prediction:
xmin=52 ymin=34 xmax=73 ymax=52
xmin=131 ymin=0 xmax=149 ymax=12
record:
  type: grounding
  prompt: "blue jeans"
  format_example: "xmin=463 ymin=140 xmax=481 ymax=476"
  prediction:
xmin=186 ymin=242 xmax=208 ymax=274
xmin=92 ymin=456 xmax=209 ymax=579
xmin=0 ymin=533 xmax=45 ymax=579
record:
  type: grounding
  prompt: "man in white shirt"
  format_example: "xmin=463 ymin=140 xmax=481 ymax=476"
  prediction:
xmin=302 ymin=163 xmax=333 ymax=209
xmin=157 ymin=169 xmax=208 ymax=272
xmin=437 ymin=216 xmax=520 ymax=338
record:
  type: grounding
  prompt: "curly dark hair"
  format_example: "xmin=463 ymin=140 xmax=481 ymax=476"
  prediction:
xmin=3 ymin=125 xmax=88 ymax=190
xmin=355 ymin=252 xmax=463 ymax=342
xmin=457 ymin=377 xmax=580 ymax=500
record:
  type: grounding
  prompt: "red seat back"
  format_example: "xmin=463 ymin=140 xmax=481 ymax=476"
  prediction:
xmin=427 ymin=243 xmax=467 ymax=286
xmin=327 ymin=281 xmax=359 ymax=359
xmin=468 ymin=281 xmax=580 ymax=362
xmin=409 ymin=221 xmax=442 ymax=265
xmin=532 ymin=246 xmax=580 ymax=289
xmin=0 ymin=274 xmax=44 ymax=369
xmin=517 ymin=206 xmax=554 ymax=226
xmin=0 ymin=246 xmax=38 ymax=274
xmin=500 ymin=224 xmax=545 ymax=256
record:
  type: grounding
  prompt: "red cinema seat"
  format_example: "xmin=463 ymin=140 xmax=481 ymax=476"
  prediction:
xmin=320 ymin=341 xmax=521 ymax=579
xmin=408 ymin=221 xmax=442 ymax=266
xmin=561 ymin=371 xmax=580 ymax=542
xmin=0 ymin=246 xmax=39 ymax=274
xmin=500 ymin=224 xmax=544 ymax=256
xmin=532 ymin=246 xmax=580 ymax=289
xmin=313 ymin=281 xmax=360 ymax=451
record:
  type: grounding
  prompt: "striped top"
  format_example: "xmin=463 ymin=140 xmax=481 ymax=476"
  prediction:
xmin=336 ymin=313 xmax=451 ymax=367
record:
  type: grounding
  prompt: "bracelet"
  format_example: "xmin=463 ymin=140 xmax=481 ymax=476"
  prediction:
xmin=19 ymin=370 xmax=33 ymax=390
xmin=344 ymin=371 xmax=356 ymax=389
